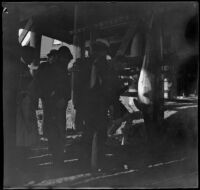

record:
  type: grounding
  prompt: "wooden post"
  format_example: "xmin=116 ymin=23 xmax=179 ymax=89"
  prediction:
xmin=30 ymin=30 xmax=42 ymax=67
xmin=81 ymin=8 xmax=88 ymax=58
xmin=18 ymin=18 xmax=33 ymax=44
xmin=90 ymin=24 xmax=96 ymax=171
xmin=137 ymin=13 xmax=156 ymax=143
xmin=89 ymin=26 xmax=96 ymax=55
xmin=91 ymin=132 xmax=98 ymax=170
xmin=151 ymin=13 xmax=164 ymax=136
xmin=170 ymin=55 xmax=178 ymax=99
xmin=88 ymin=8 xmax=99 ymax=170
xmin=3 ymin=4 xmax=21 ymax=185
xmin=80 ymin=32 xmax=86 ymax=58
xmin=71 ymin=4 xmax=78 ymax=104
xmin=158 ymin=13 xmax=164 ymax=123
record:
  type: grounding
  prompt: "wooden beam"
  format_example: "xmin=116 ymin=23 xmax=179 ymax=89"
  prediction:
xmin=69 ymin=15 xmax=130 ymax=35
xmin=37 ymin=28 xmax=73 ymax=43
xmin=71 ymin=4 xmax=78 ymax=104
xmin=158 ymin=14 xmax=164 ymax=121
xmin=30 ymin=31 xmax=42 ymax=67
xmin=18 ymin=18 xmax=33 ymax=43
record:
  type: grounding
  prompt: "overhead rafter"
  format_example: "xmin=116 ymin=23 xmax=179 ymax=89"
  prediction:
xmin=6 ymin=2 xmax=197 ymax=45
xmin=18 ymin=18 xmax=33 ymax=43
xmin=69 ymin=15 xmax=131 ymax=35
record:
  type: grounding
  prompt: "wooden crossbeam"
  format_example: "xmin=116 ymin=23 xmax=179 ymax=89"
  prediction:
xmin=18 ymin=18 xmax=33 ymax=44
xmin=69 ymin=15 xmax=130 ymax=35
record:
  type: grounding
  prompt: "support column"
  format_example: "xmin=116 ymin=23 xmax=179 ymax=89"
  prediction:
xmin=71 ymin=4 xmax=79 ymax=104
xmin=89 ymin=26 xmax=97 ymax=54
xmin=88 ymin=9 xmax=100 ymax=171
xmin=152 ymin=14 xmax=164 ymax=135
xmin=139 ymin=13 xmax=164 ymax=143
xmin=80 ymin=32 xmax=86 ymax=58
xmin=30 ymin=30 xmax=42 ymax=66
xmin=158 ymin=15 xmax=164 ymax=122
xmin=170 ymin=56 xmax=178 ymax=99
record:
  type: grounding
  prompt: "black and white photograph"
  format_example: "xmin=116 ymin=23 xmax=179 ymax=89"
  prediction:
xmin=2 ymin=1 xmax=198 ymax=188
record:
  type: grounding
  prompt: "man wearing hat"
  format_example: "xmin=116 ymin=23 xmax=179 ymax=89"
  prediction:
xmin=35 ymin=46 xmax=72 ymax=168
xmin=74 ymin=39 xmax=120 ymax=171
xmin=15 ymin=46 xmax=40 ymax=174
xmin=47 ymin=49 xmax=58 ymax=65
xmin=36 ymin=50 xmax=55 ymax=139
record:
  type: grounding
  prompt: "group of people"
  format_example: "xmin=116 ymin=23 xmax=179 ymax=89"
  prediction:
xmin=16 ymin=46 xmax=72 ymax=171
xmin=16 ymin=40 xmax=131 ymax=173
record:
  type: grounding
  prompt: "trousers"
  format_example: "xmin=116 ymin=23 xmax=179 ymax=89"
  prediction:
xmin=81 ymin=97 xmax=108 ymax=169
xmin=43 ymin=101 xmax=66 ymax=164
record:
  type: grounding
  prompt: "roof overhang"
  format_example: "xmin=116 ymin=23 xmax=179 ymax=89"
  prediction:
xmin=3 ymin=2 xmax=198 ymax=45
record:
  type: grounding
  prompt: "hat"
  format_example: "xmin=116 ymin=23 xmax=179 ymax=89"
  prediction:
xmin=96 ymin=39 xmax=110 ymax=47
xmin=58 ymin=46 xmax=73 ymax=60
xmin=92 ymin=39 xmax=110 ymax=52
xmin=47 ymin=49 xmax=58 ymax=57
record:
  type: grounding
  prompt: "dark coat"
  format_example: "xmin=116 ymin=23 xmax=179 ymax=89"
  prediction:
xmin=74 ymin=57 xmax=122 ymax=119
xmin=35 ymin=61 xmax=71 ymax=105
xmin=16 ymin=61 xmax=39 ymax=147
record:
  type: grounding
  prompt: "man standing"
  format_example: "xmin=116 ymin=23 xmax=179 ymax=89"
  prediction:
xmin=75 ymin=40 xmax=119 ymax=171
xmin=47 ymin=49 xmax=58 ymax=65
xmin=16 ymin=46 xmax=40 ymax=173
xmin=35 ymin=46 xmax=72 ymax=167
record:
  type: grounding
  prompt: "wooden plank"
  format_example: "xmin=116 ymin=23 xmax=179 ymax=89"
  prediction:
xmin=69 ymin=15 xmax=130 ymax=35
xmin=18 ymin=18 xmax=33 ymax=43
xmin=91 ymin=132 xmax=98 ymax=170
xmin=71 ymin=4 xmax=78 ymax=104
